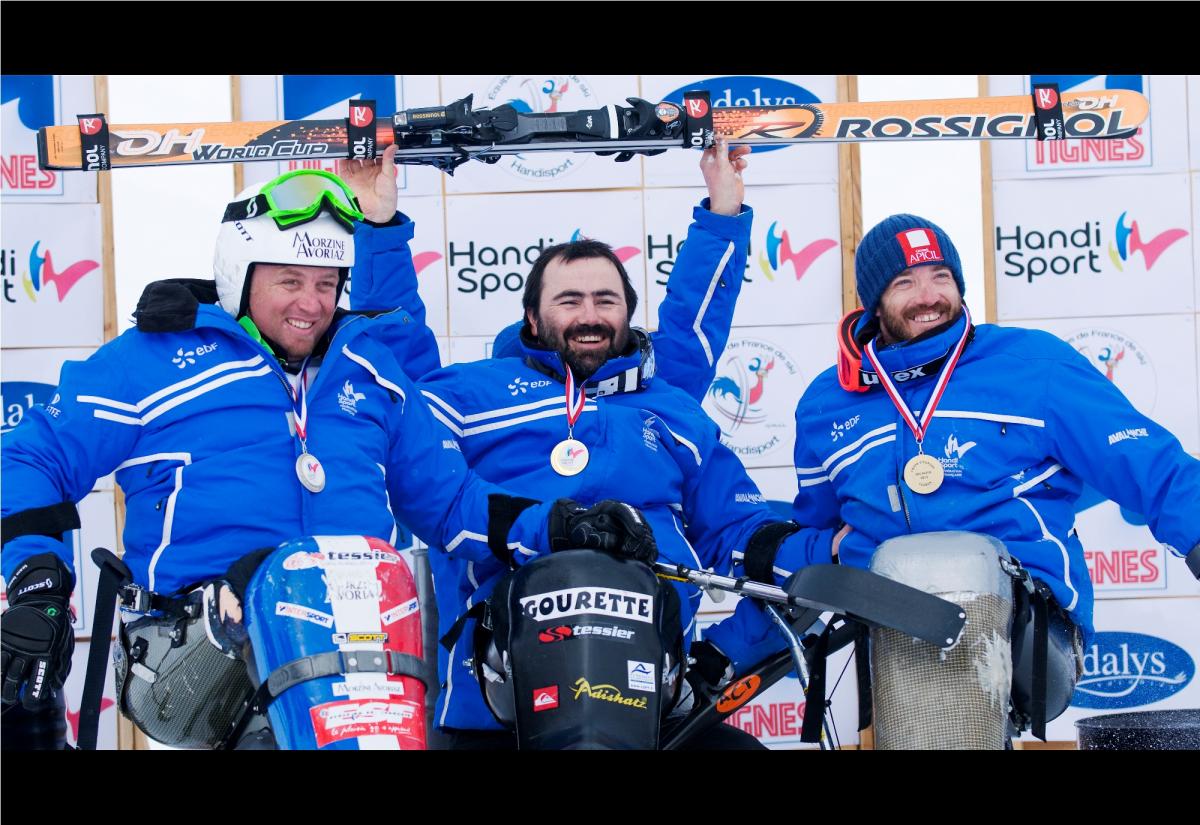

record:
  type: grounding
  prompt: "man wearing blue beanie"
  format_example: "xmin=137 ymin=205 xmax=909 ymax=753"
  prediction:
xmin=735 ymin=212 xmax=1200 ymax=746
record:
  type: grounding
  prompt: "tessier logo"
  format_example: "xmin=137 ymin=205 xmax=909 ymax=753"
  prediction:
xmin=538 ymin=625 xmax=574 ymax=643
xmin=716 ymin=674 xmax=762 ymax=713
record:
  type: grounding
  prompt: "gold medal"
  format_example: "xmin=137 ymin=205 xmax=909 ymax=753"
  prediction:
xmin=550 ymin=438 xmax=589 ymax=477
xmin=296 ymin=452 xmax=326 ymax=493
xmin=903 ymin=453 xmax=944 ymax=495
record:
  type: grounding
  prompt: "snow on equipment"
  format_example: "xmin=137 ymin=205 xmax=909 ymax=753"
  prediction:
xmin=868 ymin=531 xmax=1018 ymax=749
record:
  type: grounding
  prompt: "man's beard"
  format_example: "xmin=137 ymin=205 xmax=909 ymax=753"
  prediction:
xmin=878 ymin=296 xmax=962 ymax=345
xmin=539 ymin=320 xmax=629 ymax=382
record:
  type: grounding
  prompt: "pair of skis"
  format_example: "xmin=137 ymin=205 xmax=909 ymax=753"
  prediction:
xmin=38 ymin=85 xmax=1149 ymax=173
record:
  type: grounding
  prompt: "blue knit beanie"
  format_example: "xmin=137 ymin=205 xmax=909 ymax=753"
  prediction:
xmin=855 ymin=214 xmax=964 ymax=317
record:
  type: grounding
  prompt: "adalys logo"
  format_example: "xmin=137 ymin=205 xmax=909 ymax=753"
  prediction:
xmin=660 ymin=76 xmax=822 ymax=154
xmin=1109 ymin=211 xmax=1188 ymax=272
xmin=7 ymin=242 xmax=99 ymax=304
xmin=1071 ymin=631 xmax=1194 ymax=710
xmin=759 ymin=221 xmax=836 ymax=282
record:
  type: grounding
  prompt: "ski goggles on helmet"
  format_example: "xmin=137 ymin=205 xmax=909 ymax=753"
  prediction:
xmin=222 ymin=169 xmax=364 ymax=231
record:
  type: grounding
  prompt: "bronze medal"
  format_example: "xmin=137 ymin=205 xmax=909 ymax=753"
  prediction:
xmin=903 ymin=453 xmax=944 ymax=495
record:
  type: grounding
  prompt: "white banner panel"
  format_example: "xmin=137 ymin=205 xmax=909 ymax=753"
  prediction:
xmin=695 ymin=614 xmax=860 ymax=749
xmin=989 ymin=75 xmax=1188 ymax=180
xmin=0 ymin=490 xmax=117 ymax=637
xmin=1073 ymin=498 xmax=1200 ymax=599
xmin=1018 ymin=314 xmax=1199 ymax=454
xmin=340 ymin=194 xmax=449 ymax=338
xmin=1 ymin=203 xmax=104 ymax=348
xmin=447 ymin=335 xmax=493 ymax=366
xmin=1018 ymin=596 xmax=1200 ymax=744
xmin=1190 ymin=77 xmax=1199 ymax=170
xmin=640 ymin=75 xmax=840 ymax=188
xmin=1193 ymin=172 xmax=1200 ymax=311
xmin=993 ymin=173 xmax=1194 ymax=321
xmin=445 ymin=189 xmax=646 ymax=336
xmin=237 ymin=75 xmax=443 ymax=196
xmin=2 ymin=347 xmax=114 ymax=490
xmin=1 ymin=74 xmax=97 ymax=203
xmin=643 ymin=184 xmax=841 ymax=330
xmin=440 ymin=75 xmax=641 ymax=194
xmin=702 ymin=324 xmax=836 ymax=470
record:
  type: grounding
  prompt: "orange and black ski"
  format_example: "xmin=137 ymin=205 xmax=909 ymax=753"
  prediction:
xmin=39 ymin=88 xmax=1149 ymax=173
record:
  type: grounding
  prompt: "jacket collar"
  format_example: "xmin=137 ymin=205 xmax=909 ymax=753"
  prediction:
xmin=855 ymin=307 xmax=972 ymax=378
xmin=517 ymin=324 xmax=657 ymax=397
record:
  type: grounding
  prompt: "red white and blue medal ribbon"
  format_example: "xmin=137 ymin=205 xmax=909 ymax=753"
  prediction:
xmin=863 ymin=306 xmax=972 ymax=494
xmin=550 ymin=367 xmax=590 ymax=476
xmin=289 ymin=358 xmax=325 ymax=493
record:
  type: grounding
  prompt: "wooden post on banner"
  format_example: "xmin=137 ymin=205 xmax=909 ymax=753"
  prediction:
xmin=837 ymin=75 xmax=862 ymax=317
xmin=94 ymin=75 xmax=147 ymax=750
xmin=231 ymin=75 xmax=245 ymax=195
xmin=978 ymin=75 xmax=997 ymax=325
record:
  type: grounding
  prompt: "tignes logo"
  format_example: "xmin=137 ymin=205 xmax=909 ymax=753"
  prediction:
xmin=482 ymin=75 xmax=596 ymax=182
xmin=1071 ymin=631 xmax=1194 ymax=709
xmin=759 ymin=221 xmax=837 ymax=282
xmin=1 ymin=242 xmax=99 ymax=304
xmin=1027 ymin=75 xmax=1148 ymax=171
xmin=2 ymin=381 xmax=56 ymax=435
xmin=1108 ymin=211 xmax=1188 ymax=272
xmin=659 ymin=77 xmax=822 ymax=154
xmin=2 ymin=74 xmax=61 ymax=194
xmin=451 ymin=228 xmax=638 ymax=300
xmin=704 ymin=337 xmax=799 ymax=459
xmin=1065 ymin=328 xmax=1156 ymax=413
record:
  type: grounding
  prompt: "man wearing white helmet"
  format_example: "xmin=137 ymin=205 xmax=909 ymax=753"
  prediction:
xmin=0 ymin=160 xmax=640 ymax=747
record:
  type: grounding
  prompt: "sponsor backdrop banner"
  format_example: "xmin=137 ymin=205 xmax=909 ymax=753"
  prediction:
xmin=643 ymin=184 xmax=842 ymax=329
xmin=992 ymin=173 xmax=1193 ymax=321
xmin=1190 ymin=77 xmax=1199 ymax=170
xmin=989 ymin=75 xmax=1189 ymax=180
xmin=1 ymin=74 xmax=98 ymax=203
xmin=1 ymin=204 xmax=105 ymax=348
xmin=990 ymin=73 xmax=1198 ymax=745
xmin=641 ymin=75 xmax=840 ymax=187
xmin=1018 ymin=596 xmax=1200 ymax=744
xmin=440 ymin=75 xmax=643 ymax=195
xmin=237 ymin=75 xmax=443 ymax=196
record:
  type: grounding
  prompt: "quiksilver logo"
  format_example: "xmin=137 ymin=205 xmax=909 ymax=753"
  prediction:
xmin=521 ymin=586 xmax=653 ymax=624
xmin=1071 ymin=632 xmax=1194 ymax=709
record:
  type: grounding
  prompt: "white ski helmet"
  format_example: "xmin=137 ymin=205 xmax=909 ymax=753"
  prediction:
xmin=213 ymin=171 xmax=359 ymax=318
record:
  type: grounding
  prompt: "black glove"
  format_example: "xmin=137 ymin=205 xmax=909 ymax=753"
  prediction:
xmin=685 ymin=639 xmax=734 ymax=699
xmin=1 ymin=553 xmax=75 ymax=709
xmin=548 ymin=499 xmax=658 ymax=564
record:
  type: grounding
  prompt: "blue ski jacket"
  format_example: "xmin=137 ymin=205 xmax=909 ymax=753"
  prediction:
xmin=1 ymin=276 xmax=554 ymax=595
xmin=413 ymin=202 xmax=799 ymax=730
xmin=785 ymin=311 xmax=1200 ymax=639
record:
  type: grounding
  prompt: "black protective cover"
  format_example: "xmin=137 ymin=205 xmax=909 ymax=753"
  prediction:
xmin=503 ymin=550 xmax=677 ymax=750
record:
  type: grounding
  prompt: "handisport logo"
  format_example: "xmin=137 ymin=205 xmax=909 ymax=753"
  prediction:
xmin=759 ymin=221 xmax=837 ymax=282
xmin=1108 ymin=211 xmax=1188 ymax=272
xmin=482 ymin=75 xmax=596 ymax=181
xmin=10 ymin=242 xmax=99 ymax=303
xmin=1071 ymin=631 xmax=1194 ymax=709
xmin=660 ymin=76 xmax=821 ymax=154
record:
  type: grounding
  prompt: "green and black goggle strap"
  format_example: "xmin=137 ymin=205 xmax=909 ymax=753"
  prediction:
xmin=221 ymin=169 xmax=364 ymax=231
